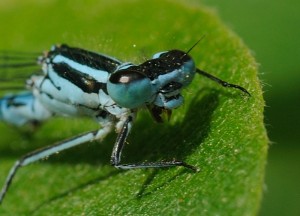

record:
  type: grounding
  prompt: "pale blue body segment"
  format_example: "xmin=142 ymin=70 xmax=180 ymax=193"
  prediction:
xmin=0 ymin=92 xmax=52 ymax=126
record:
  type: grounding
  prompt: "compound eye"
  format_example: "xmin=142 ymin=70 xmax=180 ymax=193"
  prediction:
xmin=107 ymin=70 xmax=154 ymax=109
xmin=109 ymin=70 xmax=145 ymax=84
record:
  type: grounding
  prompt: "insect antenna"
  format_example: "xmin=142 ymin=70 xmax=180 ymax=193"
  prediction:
xmin=186 ymin=35 xmax=206 ymax=55
xmin=180 ymin=35 xmax=206 ymax=60
xmin=196 ymin=68 xmax=251 ymax=96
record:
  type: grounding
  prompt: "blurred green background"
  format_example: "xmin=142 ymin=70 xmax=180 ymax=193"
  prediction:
xmin=202 ymin=0 xmax=300 ymax=215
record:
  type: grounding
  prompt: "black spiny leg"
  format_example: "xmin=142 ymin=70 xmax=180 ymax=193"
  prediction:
xmin=110 ymin=117 xmax=198 ymax=172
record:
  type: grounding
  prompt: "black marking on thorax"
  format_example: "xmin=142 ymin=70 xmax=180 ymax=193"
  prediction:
xmin=52 ymin=63 xmax=107 ymax=94
xmin=51 ymin=45 xmax=121 ymax=73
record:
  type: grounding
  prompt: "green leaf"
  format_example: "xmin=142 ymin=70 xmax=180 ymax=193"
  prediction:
xmin=0 ymin=0 xmax=268 ymax=215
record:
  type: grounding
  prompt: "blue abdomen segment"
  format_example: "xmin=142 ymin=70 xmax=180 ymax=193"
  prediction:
xmin=0 ymin=92 xmax=53 ymax=126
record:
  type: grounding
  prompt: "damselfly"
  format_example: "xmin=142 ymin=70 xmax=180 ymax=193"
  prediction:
xmin=0 ymin=42 xmax=250 ymax=203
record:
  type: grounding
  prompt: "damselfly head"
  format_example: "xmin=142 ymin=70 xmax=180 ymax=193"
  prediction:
xmin=107 ymin=49 xmax=197 ymax=112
